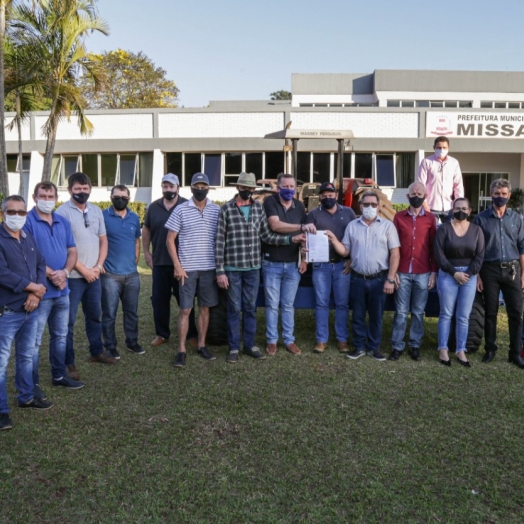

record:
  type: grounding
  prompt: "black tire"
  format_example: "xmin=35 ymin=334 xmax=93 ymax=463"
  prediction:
xmin=207 ymin=287 xmax=228 ymax=345
xmin=448 ymin=292 xmax=484 ymax=353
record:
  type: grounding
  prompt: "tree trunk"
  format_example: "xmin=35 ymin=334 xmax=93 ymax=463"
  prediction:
xmin=41 ymin=123 xmax=57 ymax=181
xmin=16 ymin=92 xmax=23 ymax=195
xmin=0 ymin=1 xmax=9 ymax=197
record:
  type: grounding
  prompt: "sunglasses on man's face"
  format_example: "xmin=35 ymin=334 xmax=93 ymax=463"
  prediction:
xmin=361 ymin=202 xmax=379 ymax=208
xmin=4 ymin=210 xmax=27 ymax=216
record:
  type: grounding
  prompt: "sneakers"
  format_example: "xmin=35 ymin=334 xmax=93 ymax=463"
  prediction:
xmin=0 ymin=413 xmax=12 ymax=430
xmin=18 ymin=398 xmax=53 ymax=410
xmin=127 ymin=345 xmax=145 ymax=355
xmin=107 ymin=348 xmax=120 ymax=360
xmin=52 ymin=376 xmax=85 ymax=389
xmin=244 ymin=347 xmax=266 ymax=360
xmin=347 ymin=348 xmax=366 ymax=360
xmin=367 ymin=349 xmax=386 ymax=362
xmin=388 ymin=349 xmax=402 ymax=361
xmin=286 ymin=343 xmax=302 ymax=355
xmin=266 ymin=343 xmax=277 ymax=356
xmin=409 ymin=347 xmax=421 ymax=361
xmin=34 ymin=384 xmax=47 ymax=401
xmin=338 ymin=342 xmax=349 ymax=353
xmin=88 ymin=354 xmax=118 ymax=365
xmin=174 ymin=352 xmax=186 ymax=368
xmin=66 ymin=364 xmax=80 ymax=381
xmin=227 ymin=350 xmax=239 ymax=364
xmin=314 ymin=342 xmax=328 ymax=353
xmin=197 ymin=346 xmax=216 ymax=361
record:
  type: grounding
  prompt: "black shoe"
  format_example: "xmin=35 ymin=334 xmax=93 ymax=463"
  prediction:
xmin=508 ymin=353 xmax=524 ymax=369
xmin=482 ymin=351 xmax=496 ymax=364
xmin=368 ymin=349 xmax=386 ymax=362
xmin=18 ymin=398 xmax=53 ymax=410
xmin=244 ymin=347 xmax=267 ymax=360
xmin=107 ymin=348 xmax=120 ymax=360
xmin=409 ymin=347 xmax=421 ymax=361
xmin=34 ymin=384 xmax=47 ymax=401
xmin=173 ymin=352 xmax=186 ymax=368
xmin=457 ymin=358 xmax=471 ymax=368
xmin=388 ymin=349 xmax=402 ymax=361
xmin=0 ymin=413 xmax=12 ymax=430
xmin=197 ymin=346 xmax=216 ymax=361
xmin=227 ymin=350 xmax=239 ymax=364
xmin=52 ymin=376 xmax=85 ymax=389
xmin=439 ymin=359 xmax=451 ymax=367
xmin=127 ymin=344 xmax=145 ymax=355
xmin=347 ymin=348 xmax=366 ymax=360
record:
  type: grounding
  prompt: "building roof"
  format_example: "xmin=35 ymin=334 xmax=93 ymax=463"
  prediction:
xmin=291 ymin=73 xmax=374 ymax=95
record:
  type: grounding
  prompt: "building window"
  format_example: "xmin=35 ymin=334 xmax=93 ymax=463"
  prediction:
xmin=375 ymin=154 xmax=395 ymax=187
xmin=166 ymin=152 xmax=182 ymax=181
xmin=138 ymin=153 xmax=153 ymax=187
xmin=203 ymin=154 xmax=221 ymax=186
xmin=245 ymin=153 xmax=263 ymax=180
xmin=312 ymin=153 xmax=330 ymax=184
xmin=395 ymin=153 xmax=415 ymax=188
xmin=334 ymin=152 xmax=352 ymax=179
xmin=387 ymin=100 xmax=400 ymax=107
xmin=7 ymin=154 xmax=30 ymax=173
xmin=480 ymin=101 xmax=493 ymax=108
xmin=459 ymin=101 xmax=473 ymax=108
xmin=265 ymin=152 xmax=284 ymax=179
xmin=416 ymin=101 xmax=430 ymax=108
xmin=184 ymin=153 xmax=202 ymax=185
xmin=354 ymin=153 xmax=372 ymax=179
xmin=508 ymin=102 xmax=520 ymax=109
xmin=296 ymin=152 xmax=311 ymax=182
xmin=119 ymin=155 xmax=137 ymax=186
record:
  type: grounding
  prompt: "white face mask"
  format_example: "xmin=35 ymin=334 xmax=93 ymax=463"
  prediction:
xmin=4 ymin=214 xmax=27 ymax=232
xmin=362 ymin=206 xmax=378 ymax=220
xmin=36 ymin=200 xmax=56 ymax=214
xmin=435 ymin=148 xmax=448 ymax=159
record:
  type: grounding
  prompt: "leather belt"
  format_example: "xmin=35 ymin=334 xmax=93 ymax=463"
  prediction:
xmin=352 ymin=270 xmax=387 ymax=280
xmin=329 ymin=257 xmax=342 ymax=263
xmin=486 ymin=260 xmax=518 ymax=268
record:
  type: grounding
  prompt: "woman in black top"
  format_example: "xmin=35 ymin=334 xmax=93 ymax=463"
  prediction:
xmin=434 ymin=198 xmax=485 ymax=367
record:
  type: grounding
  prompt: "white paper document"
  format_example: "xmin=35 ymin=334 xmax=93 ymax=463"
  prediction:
xmin=306 ymin=231 xmax=330 ymax=263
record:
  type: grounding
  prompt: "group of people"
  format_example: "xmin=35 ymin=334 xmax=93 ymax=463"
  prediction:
xmin=1 ymin=136 xmax=523 ymax=431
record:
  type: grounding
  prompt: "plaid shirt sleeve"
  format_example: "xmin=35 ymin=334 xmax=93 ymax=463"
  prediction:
xmin=215 ymin=204 xmax=228 ymax=275
xmin=259 ymin=209 xmax=290 ymax=246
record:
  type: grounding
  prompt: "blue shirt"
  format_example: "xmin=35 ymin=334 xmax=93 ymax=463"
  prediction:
xmin=24 ymin=209 xmax=76 ymax=299
xmin=0 ymin=225 xmax=47 ymax=312
xmin=103 ymin=207 xmax=141 ymax=275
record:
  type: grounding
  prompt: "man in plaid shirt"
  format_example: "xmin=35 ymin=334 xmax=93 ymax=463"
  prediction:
xmin=216 ymin=172 xmax=305 ymax=363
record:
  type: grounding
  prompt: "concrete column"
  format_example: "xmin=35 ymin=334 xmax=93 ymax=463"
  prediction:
xmin=414 ymin=149 xmax=425 ymax=181
xmin=26 ymin=151 xmax=44 ymax=210
xmin=151 ymin=149 xmax=165 ymax=202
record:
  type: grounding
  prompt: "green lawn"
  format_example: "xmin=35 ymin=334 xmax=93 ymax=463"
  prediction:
xmin=2 ymin=264 xmax=524 ymax=523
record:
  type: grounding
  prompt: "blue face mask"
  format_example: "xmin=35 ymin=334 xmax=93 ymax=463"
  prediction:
xmin=435 ymin=148 xmax=448 ymax=159
xmin=279 ymin=188 xmax=295 ymax=201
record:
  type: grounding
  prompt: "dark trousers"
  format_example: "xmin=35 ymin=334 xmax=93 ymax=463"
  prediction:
xmin=480 ymin=262 xmax=523 ymax=355
xmin=151 ymin=265 xmax=197 ymax=340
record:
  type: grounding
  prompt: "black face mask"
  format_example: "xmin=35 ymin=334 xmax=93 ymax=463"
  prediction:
xmin=111 ymin=197 xmax=129 ymax=211
xmin=191 ymin=188 xmax=209 ymax=202
xmin=238 ymin=189 xmax=254 ymax=201
xmin=408 ymin=196 xmax=425 ymax=209
xmin=453 ymin=210 xmax=469 ymax=221
xmin=492 ymin=196 xmax=509 ymax=208
xmin=72 ymin=192 xmax=89 ymax=205
xmin=320 ymin=197 xmax=337 ymax=210
xmin=163 ymin=191 xmax=177 ymax=201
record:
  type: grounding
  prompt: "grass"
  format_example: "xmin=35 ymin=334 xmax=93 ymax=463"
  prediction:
xmin=2 ymin=260 xmax=524 ymax=523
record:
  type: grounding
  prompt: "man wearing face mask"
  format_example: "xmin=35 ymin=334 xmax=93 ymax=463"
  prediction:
xmin=304 ymin=182 xmax=356 ymax=354
xmin=417 ymin=136 xmax=463 ymax=224
xmin=142 ymin=173 xmax=198 ymax=348
xmin=389 ymin=182 xmax=438 ymax=361
xmin=0 ymin=195 xmax=51 ymax=430
xmin=25 ymin=182 xmax=84 ymax=394
xmin=165 ymin=173 xmax=220 ymax=367
xmin=327 ymin=191 xmax=400 ymax=361
xmin=101 ymin=185 xmax=144 ymax=359
xmin=262 ymin=173 xmax=315 ymax=356
xmin=56 ymin=173 xmax=116 ymax=379
xmin=473 ymin=178 xmax=524 ymax=368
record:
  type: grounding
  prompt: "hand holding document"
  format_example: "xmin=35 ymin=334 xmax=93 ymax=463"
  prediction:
xmin=306 ymin=231 xmax=330 ymax=263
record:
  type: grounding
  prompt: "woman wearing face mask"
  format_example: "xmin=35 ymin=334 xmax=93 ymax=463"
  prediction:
xmin=434 ymin=198 xmax=485 ymax=367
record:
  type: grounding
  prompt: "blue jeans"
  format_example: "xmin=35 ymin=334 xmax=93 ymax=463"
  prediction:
xmin=101 ymin=272 xmax=140 ymax=351
xmin=262 ymin=260 xmax=301 ymax=345
xmin=34 ymin=295 xmax=70 ymax=382
xmin=226 ymin=270 xmax=260 ymax=351
xmin=437 ymin=267 xmax=477 ymax=352
xmin=350 ymin=273 xmax=387 ymax=351
xmin=0 ymin=310 xmax=38 ymax=413
xmin=312 ymin=262 xmax=350 ymax=343
xmin=391 ymin=272 xmax=430 ymax=351
xmin=67 ymin=278 xmax=104 ymax=364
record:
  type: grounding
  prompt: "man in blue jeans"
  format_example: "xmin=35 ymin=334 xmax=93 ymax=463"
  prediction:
xmin=25 ymin=181 xmax=84 ymax=394
xmin=327 ymin=190 xmax=400 ymax=361
xmin=0 ymin=195 xmax=53 ymax=431
xmin=305 ymin=182 xmax=356 ymax=354
xmin=263 ymin=174 xmax=315 ymax=356
xmin=102 ymin=184 xmax=144 ymax=359
xmin=56 ymin=173 xmax=117 ymax=379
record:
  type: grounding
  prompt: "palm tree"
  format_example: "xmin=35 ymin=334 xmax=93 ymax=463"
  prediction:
xmin=10 ymin=0 xmax=109 ymax=180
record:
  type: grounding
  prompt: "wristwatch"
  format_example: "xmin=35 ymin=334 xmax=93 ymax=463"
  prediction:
xmin=96 ymin=264 xmax=103 ymax=272
xmin=387 ymin=278 xmax=395 ymax=284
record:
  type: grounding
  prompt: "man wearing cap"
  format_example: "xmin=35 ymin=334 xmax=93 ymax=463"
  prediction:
xmin=262 ymin=173 xmax=315 ymax=356
xmin=215 ymin=172 xmax=305 ymax=363
xmin=165 ymin=173 xmax=220 ymax=367
xmin=304 ymin=182 xmax=356 ymax=354
xmin=142 ymin=173 xmax=198 ymax=348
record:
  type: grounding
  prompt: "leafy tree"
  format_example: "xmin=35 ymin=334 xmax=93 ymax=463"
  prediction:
xmin=79 ymin=49 xmax=179 ymax=109
xmin=270 ymin=90 xmax=291 ymax=101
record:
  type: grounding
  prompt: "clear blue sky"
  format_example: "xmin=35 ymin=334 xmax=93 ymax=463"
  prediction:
xmin=89 ymin=0 xmax=524 ymax=108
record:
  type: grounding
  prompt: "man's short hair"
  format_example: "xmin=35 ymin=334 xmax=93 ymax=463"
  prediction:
xmin=490 ymin=178 xmax=512 ymax=194
xmin=111 ymin=184 xmax=130 ymax=197
xmin=407 ymin=181 xmax=426 ymax=195
xmin=2 ymin=195 xmax=25 ymax=212
xmin=68 ymin=172 xmax=92 ymax=190
xmin=433 ymin=136 xmax=450 ymax=147
xmin=359 ymin=190 xmax=380 ymax=204
xmin=277 ymin=173 xmax=295 ymax=185
xmin=33 ymin=181 xmax=58 ymax=197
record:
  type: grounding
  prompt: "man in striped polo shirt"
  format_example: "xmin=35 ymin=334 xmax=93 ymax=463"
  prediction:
xmin=165 ymin=173 xmax=220 ymax=367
